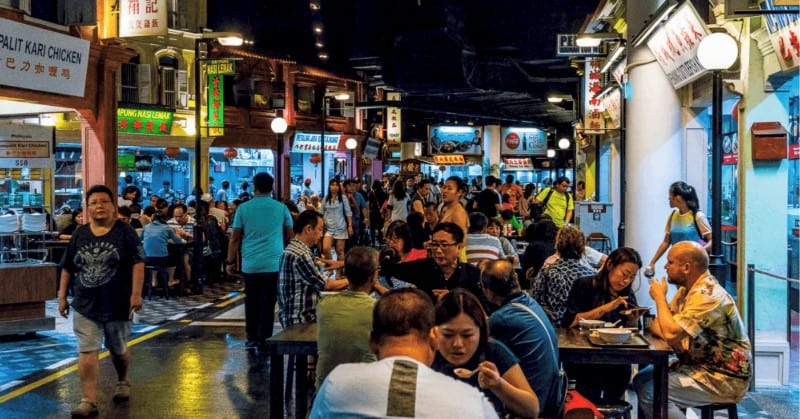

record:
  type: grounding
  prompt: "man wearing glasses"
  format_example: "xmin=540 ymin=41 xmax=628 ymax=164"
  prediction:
xmin=58 ymin=185 xmax=145 ymax=417
xmin=533 ymin=176 xmax=574 ymax=228
xmin=379 ymin=222 xmax=491 ymax=313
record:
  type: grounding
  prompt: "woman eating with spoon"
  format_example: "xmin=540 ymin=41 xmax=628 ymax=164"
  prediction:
xmin=431 ymin=288 xmax=539 ymax=418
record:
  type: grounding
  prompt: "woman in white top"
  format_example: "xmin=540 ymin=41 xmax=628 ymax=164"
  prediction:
xmin=387 ymin=179 xmax=409 ymax=222
xmin=320 ymin=179 xmax=353 ymax=264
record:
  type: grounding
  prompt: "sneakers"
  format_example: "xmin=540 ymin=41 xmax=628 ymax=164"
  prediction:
xmin=112 ymin=381 xmax=131 ymax=403
xmin=71 ymin=399 xmax=97 ymax=418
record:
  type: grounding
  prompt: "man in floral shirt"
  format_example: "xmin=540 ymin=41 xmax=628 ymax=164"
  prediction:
xmin=633 ymin=241 xmax=751 ymax=419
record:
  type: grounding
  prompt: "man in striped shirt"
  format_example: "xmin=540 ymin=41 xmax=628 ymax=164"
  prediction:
xmin=465 ymin=212 xmax=505 ymax=266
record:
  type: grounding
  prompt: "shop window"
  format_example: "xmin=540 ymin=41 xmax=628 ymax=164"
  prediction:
xmin=167 ymin=0 xmax=190 ymax=30
xmin=253 ymin=80 xmax=270 ymax=109
xmin=157 ymin=55 xmax=185 ymax=109
xmin=120 ymin=58 xmax=151 ymax=104
xmin=295 ymin=86 xmax=318 ymax=114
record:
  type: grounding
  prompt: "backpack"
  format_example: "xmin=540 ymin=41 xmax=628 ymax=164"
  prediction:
xmin=530 ymin=187 xmax=570 ymax=221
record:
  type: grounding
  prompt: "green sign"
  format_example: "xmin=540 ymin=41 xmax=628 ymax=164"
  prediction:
xmin=205 ymin=59 xmax=236 ymax=75
xmin=207 ymin=74 xmax=224 ymax=136
xmin=117 ymin=108 xmax=174 ymax=135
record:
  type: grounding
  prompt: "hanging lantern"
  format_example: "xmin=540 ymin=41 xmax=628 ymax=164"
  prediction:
xmin=223 ymin=147 xmax=238 ymax=160
xmin=309 ymin=154 xmax=322 ymax=165
xmin=164 ymin=147 xmax=180 ymax=158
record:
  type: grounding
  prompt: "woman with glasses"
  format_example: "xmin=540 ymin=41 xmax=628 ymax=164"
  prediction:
xmin=379 ymin=222 xmax=490 ymax=312
xmin=385 ymin=220 xmax=428 ymax=262
xmin=562 ymin=247 xmax=643 ymax=405
xmin=432 ymin=289 xmax=539 ymax=418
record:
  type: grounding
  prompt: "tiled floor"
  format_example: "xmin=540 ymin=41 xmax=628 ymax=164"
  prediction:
xmin=0 ymin=281 xmax=244 ymax=392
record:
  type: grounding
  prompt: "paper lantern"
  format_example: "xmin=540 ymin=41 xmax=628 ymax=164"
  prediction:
xmin=223 ymin=147 xmax=238 ymax=159
xmin=164 ymin=147 xmax=180 ymax=158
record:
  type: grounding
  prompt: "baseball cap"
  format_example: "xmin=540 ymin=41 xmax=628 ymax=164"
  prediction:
xmin=305 ymin=178 xmax=312 ymax=183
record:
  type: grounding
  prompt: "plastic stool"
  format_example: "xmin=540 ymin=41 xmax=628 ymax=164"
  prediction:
xmin=699 ymin=403 xmax=738 ymax=419
xmin=145 ymin=265 xmax=170 ymax=299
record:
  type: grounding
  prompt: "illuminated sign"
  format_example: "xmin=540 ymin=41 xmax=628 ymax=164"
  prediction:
xmin=119 ymin=0 xmax=167 ymax=37
xmin=433 ymin=154 xmax=466 ymax=165
xmin=117 ymin=107 xmax=174 ymax=135
xmin=645 ymin=2 xmax=710 ymax=89
xmin=387 ymin=92 xmax=402 ymax=144
xmin=584 ymin=60 xmax=606 ymax=134
xmin=208 ymin=74 xmax=224 ymax=136
xmin=291 ymin=131 xmax=344 ymax=153
xmin=429 ymin=126 xmax=482 ymax=155
xmin=501 ymin=127 xmax=546 ymax=155
xmin=0 ymin=123 xmax=53 ymax=168
xmin=502 ymin=157 xmax=534 ymax=171
xmin=204 ymin=59 xmax=236 ymax=75
xmin=556 ymin=34 xmax=608 ymax=56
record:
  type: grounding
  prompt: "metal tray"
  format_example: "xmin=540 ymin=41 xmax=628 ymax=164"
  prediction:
xmin=584 ymin=331 xmax=651 ymax=348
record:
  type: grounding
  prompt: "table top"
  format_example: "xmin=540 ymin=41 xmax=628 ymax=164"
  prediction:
xmin=556 ymin=328 xmax=673 ymax=363
xmin=264 ymin=323 xmax=318 ymax=355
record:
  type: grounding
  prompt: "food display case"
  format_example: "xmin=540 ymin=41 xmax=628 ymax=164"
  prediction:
xmin=0 ymin=123 xmax=57 ymax=336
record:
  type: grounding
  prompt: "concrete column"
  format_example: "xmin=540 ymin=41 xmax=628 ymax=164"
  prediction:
xmin=625 ymin=45 xmax=683 ymax=307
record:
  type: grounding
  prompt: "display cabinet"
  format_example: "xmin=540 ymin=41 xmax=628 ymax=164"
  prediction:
xmin=0 ymin=231 xmax=56 ymax=336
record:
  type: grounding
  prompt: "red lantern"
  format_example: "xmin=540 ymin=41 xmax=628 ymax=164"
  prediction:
xmin=164 ymin=147 xmax=180 ymax=158
xmin=223 ymin=147 xmax=238 ymax=160
xmin=309 ymin=154 xmax=322 ymax=165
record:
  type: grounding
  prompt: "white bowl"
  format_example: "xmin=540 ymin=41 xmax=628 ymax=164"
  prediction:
xmin=578 ymin=319 xmax=606 ymax=329
xmin=596 ymin=328 xmax=632 ymax=344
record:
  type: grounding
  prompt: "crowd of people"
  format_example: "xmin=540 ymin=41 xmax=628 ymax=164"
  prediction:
xmin=56 ymin=174 xmax=751 ymax=418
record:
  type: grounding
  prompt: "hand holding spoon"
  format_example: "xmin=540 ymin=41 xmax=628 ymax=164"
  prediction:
xmin=453 ymin=367 xmax=478 ymax=379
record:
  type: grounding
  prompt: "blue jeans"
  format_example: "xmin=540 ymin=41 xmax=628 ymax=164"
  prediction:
xmin=632 ymin=364 xmax=732 ymax=419
xmin=243 ymin=272 xmax=278 ymax=344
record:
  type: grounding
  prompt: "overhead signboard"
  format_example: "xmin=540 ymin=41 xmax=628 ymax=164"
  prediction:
xmin=119 ymin=0 xmax=168 ymax=37
xmin=204 ymin=59 xmax=236 ymax=75
xmin=502 ymin=157 xmax=534 ymax=171
xmin=645 ymin=1 xmax=710 ymax=89
xmin=207 ymin=74 xmax=224 ymax=136
xmin=117 ymin=107 xmax=174 ymax=135
xmin=556 ymin=34 xmax=608 ymax=56
xmin=433 ymin=154 xmax=466 ymax=165
xmin=291 ymin=131 xmax=344 ymax=154
xmin=363 ymin=137 xmax=381 ymax=159
xmin=429 ymin=126 xmax=482 ymax=155
xmin=501 ymin=127 xmax=546 ymax=156
xmin=386 ymin=91 xmax=402 ymax=144
xmin=0 ymin=17 xmax=90 ymax=97
xmin=584 ymin=60 xmax=606 ymax=134
xmin=760 ymin=0 xmax=800 ymax=71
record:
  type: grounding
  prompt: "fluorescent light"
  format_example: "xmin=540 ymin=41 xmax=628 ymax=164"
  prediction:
xmin=601 ymin=45 xmax=626 ymax=74
xmin=548 ymin=97 xmax=564 ymax=103
xmin=334 ymin=93 xmax=350 ymax=101
xmin=632 ymin=1 xmax=678 ymax=47
xmin=576 ymin=37 xmax=603 ymax=47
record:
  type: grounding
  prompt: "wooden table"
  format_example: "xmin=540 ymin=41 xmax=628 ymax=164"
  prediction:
xmin=556 ymin=328 xmax=673 ymax=419
xmin=264 ymin=323 xmax=318 ymax=419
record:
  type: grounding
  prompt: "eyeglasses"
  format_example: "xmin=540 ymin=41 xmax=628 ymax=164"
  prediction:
xmin=425 ymin=241 xmax=459 ymax=250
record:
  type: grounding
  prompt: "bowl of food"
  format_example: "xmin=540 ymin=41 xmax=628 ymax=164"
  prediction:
xmin=595 ymin=328 xmax=632 ymax=344
xmin=578 ymin=319 xmax=606 ymax=329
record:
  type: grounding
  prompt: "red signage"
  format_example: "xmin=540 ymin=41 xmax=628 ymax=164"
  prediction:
xmin=505 ymin=132 xmax=520 ymax=150
xmin=789 ymin=144 xmax=799 ymax=159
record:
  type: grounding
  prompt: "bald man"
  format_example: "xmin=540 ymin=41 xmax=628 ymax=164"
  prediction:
xmin=633 ymin=241 xmax=751 ymax=419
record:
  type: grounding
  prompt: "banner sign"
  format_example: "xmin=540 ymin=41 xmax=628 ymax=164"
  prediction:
xmin=0 ymin=123 xmax=53 ymax=168
xmin=501 ymin=127 xmax=546 ymax=155
xmin=204 ymin=59 xmax=236 ymax=75
xmin=387 ymin=91 xmax=401 ymax=144
xmin=584 ymin=60 xmax=606 ymax=134
xmin=117 ymin=107 xmax=174 ymax=135
xmin=433 ymin=154 xmax=466 ymax=165
xmin=0 ymin=17 xmax=90 ymax=97
xmin=208 ymin=74 xmax=224 ymax=136
xmin=645 ymin=2 xmax=710 ymax=89
xmin=120 ymin=0 xmax=167 ymax=37
xmin=363 ymin=137 xmax=381 ymax=159
xmin=601 ymin=88 xmax=621 ymax=129
xmin=429 ymin=126 xmax=482 ymax=155
xmin=760 ymin=0 xmax=800 ymax=71
xmin=502 ymin=157 xmax=534 ymax=171
xmin=291 ymin=131 xmax=343 ymax=153
xmin=556 ymin=34 xmax=608 ymax=56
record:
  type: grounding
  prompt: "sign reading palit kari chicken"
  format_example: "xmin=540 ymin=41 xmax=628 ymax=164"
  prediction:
xmin=645 ymin=2 xmax=710 ymax=89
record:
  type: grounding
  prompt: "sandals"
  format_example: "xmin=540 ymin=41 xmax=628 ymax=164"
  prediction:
xmin=71 ymin=399 xmax=97 ymax=417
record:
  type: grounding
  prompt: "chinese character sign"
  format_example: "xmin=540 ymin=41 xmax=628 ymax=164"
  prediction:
xmin=583 ymin=60 xmax=606 ymax=134
xmin=207 ymin=74 xmax=224 ymax=136
xmin=387 ymin=91 xmax=402 ymax=144
xmin=120 ymin=0 xmax=167 ymax=37
xmin=761 ymin=0 xmax=800 ymax=72
xmin=0 ymin=18 xmax=90 ymax=97
xmin=645 ymin=2 xmax=710 ymax=89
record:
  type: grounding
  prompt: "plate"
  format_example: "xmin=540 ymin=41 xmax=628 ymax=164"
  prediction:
xmin=440 ymin=141 xmax=456 ymax=153
xmin=585 ymin=331 xmax=651 ymax=348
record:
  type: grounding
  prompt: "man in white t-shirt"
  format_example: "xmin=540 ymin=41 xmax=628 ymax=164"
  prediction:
xmin=310 ymin=288 xmax=498 ymax=419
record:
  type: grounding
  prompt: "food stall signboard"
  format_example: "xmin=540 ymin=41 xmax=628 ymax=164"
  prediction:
xmin=387 ymin=92 xmax=402 ymax=144
xmin=760 ymin=0 xmax=800 ymax=71
xmin=429 ymin=126 xmax=482 ymax=155
xmin=556 ymin=34 xmax=608 ymax=56
xmin=0 ymin=123 xmax=53 ymax=168
xmin=584 ymin=60 xmax=606 ymax=134
xmin=502 ymin=157 xmax=534 ymax=171
xmin=119 ymin=0 xmax=168 ymax=37
xmin=501 ymin=127 xmax=546 ymax=155
xmin=645 ymin=1 xmax=710 ymax=89
xmin=0 ymin=17 xmax=90 ymax=97
xmin=208 ymin=74 xmax=224 ymax=136
xmin=117 ymin=108 xmax=174 ymax=135
xmin=433 ymin=154 xmax=466 ymax=165
xmin=291 ymin=131 xmax=344 ymax=153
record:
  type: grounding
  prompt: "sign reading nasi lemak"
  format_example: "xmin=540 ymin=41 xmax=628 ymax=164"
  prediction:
xmin=0 ymin=18 xmax=90 ymax=97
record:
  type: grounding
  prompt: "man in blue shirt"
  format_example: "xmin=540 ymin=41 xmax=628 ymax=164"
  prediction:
xmin=226 ymin=173 xmax=293 ymax=349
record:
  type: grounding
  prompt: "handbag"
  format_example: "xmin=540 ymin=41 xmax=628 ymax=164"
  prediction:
xmin=512 ymin=302 xmax=568 ymax=418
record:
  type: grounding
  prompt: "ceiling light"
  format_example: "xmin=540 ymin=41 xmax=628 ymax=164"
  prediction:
xmin=601 ymin=44 xmax=626 ymax=74
xmin=313 ymin=24 xmax=323 ymax=34
xmin=558 ymin=138 xmax=571 ymax=149
xmin=576 ymin=33 xmax=621 ymax=47
xmin=270 ymin=117 xmax=288 ymax=134
xmin=632 ymin=1 xmax=678 ymax=47
xmin=547 ymin=149 xmax=556 ymax=158
xmin=309 ymin=1 xmax=320 ymax=10
xmin=201 ymin=32 xmax=244 ymax=46
xmin=334 ymin=93 xmax=350 ymax=101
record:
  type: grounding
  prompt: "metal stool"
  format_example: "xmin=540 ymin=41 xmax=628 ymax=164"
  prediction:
xmin=144 ymin=265 xmax=170 ymax=299
xmin=586 ymin=232 xmax=612 ymax=254
xmin=699 ymin=403 xmax=738 ymax=419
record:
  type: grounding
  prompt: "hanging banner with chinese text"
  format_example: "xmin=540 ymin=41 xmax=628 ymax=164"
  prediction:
xmin=0 ymin=18 xmax=90 ymax=97
xmin=207 ymin=74 xmax=224 ymax=136
xmin=386 ymin=91 xmax=401 ymax=144
xmin=119 ymin=0 xmax=167 ymax=37
xmin=433 ymin=154 xmax=466 ymax=165
xmin=583 ymin=60 xmax=606 ymax=134
xmin=645 ymin=1 xmax=710 ymax=89
xmin=502 ymin=157 xmax=534 ymax=171
xmin=760 ymin=0 xmax=800 ymax=71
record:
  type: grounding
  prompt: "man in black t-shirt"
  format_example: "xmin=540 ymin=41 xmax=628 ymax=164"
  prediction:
xmin=58 ymin=185 xmax=145 ymax=417
xmin=473 ymin=175 xmax=503 ymax=218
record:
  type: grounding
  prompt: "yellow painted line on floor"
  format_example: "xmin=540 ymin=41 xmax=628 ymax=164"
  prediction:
xmin=0 ymin=329 xmax=167 ymax=404
xmin=215 ymin=293 xmax=245 ymax=308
